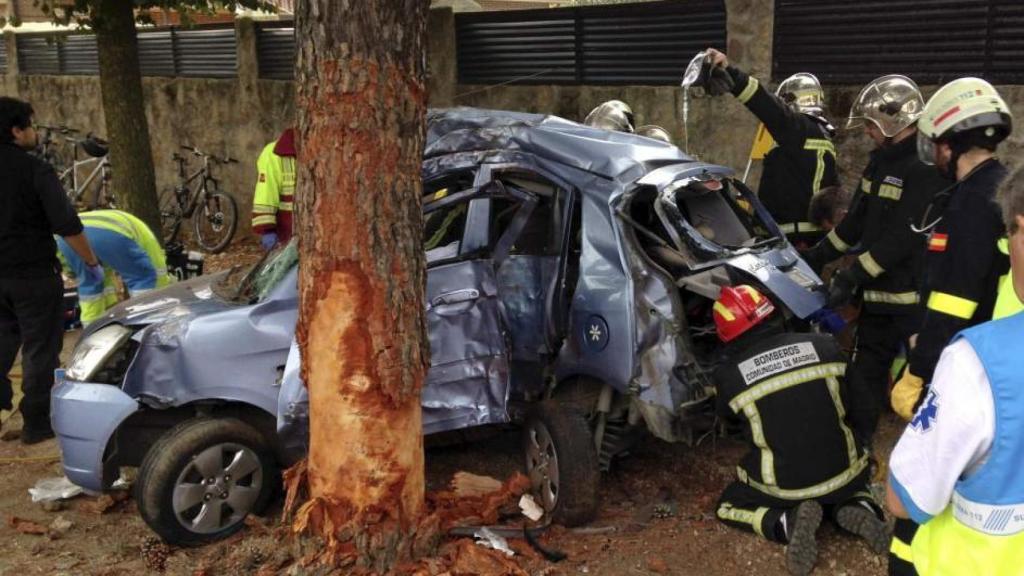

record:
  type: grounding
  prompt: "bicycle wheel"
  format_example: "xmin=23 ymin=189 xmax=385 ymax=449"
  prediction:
xmin=192 ymin=191 xmax=238 ymax=253
xmin=159 ymin=186 xmax=185 ymax=245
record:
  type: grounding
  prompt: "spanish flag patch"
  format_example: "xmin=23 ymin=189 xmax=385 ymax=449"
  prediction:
xmin=929 ymin=233 xmax=948 ymax=252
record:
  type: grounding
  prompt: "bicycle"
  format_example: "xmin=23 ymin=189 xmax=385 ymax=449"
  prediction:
xmin=159 ymin=145 xmax=239 ymax=253
xmin=60 ymin=132 xmax=115 ymax=210
xmin=32 ymin=124 xmax=73 ymax=173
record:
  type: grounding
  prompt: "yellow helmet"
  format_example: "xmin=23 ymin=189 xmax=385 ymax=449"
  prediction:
xmin=847 ymin=75 xmax=924 ymax=138
xmin=917 ymin=77 xmax=1012 ymax=163
xmin=776 ymin=73 xmax=824 ymax=117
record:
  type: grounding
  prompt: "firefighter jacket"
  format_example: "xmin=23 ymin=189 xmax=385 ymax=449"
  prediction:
xmin=726 ymin=66 xmax=839 ymax=236
xmin=714 ymin=331 xmax=868 ymax=500
xmin=252 ymin=129 xmax=296 ymax=243
xmin=909 ymin=159 xmax=1008 ymax=383
xmin=810 ymin=134 xmax=949 ymax=315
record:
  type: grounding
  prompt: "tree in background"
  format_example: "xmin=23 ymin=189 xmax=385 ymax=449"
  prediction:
xmin=291 ymin=0 xmax=432 ymax=571
xmin=29 ymin=0 xmax=271 ymax=236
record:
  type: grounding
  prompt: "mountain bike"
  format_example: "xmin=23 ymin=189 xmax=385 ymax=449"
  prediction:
xmin=60 ymin=132 xmax=115 ymax=210
xmin=160 ymin=145 xmax=239 ymax=253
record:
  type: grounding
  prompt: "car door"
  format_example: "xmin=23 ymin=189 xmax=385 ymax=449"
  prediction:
xmin=422 ymin=177 xmax=537 ymax=434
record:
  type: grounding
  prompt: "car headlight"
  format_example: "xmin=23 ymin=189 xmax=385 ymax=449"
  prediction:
xmin=66 ymin=324 xmax=133 ymax=382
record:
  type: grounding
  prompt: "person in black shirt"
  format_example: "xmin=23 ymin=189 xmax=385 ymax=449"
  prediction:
xmin=711 ymin=285 xmax=887 ymax=576
xmin=803 ymin=75 xmax=948 ymax=447
xmin=0 ymin=97 xmax=101 ymax=444
xmin=702 ymin=48 xmax=839 ymax=249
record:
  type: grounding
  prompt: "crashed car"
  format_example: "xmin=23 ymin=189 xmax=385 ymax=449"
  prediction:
xmin=52 ymin=107 xmax=829 ymax=545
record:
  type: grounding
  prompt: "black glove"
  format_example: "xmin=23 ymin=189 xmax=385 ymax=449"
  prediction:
xmin=704 ymin=65 xmax=735 ymax=96
xmin=801 ymin=243 xmax=830 ymax=275
xmin=827 ymin=268 xmax=860 ymax=308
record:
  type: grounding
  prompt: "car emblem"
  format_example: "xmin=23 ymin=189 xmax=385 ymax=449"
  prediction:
xmin=583 ymin=315 xmax=609 ymax=351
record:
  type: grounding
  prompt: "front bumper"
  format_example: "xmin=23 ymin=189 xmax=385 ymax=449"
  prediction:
xmin=52 ymin=375 xmax=140 ymax=492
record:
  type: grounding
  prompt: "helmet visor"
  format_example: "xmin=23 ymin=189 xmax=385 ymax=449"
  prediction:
xmin=917 ymin=130 xmax=936 ymax=165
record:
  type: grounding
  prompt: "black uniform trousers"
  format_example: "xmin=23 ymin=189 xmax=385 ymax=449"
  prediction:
xmin=716 ymin=469 xmax=881 ymax=544
xmin=0 ymin=273 xmax=64 ymax=432
xmin=847 ymin=311 xmax=920 ymax=448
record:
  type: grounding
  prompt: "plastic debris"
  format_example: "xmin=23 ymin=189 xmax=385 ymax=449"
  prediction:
xmin=518 ymin=493 xmax=544 ymax=521
xmin=28 ymin=476 xmax=85 ymax=503
xmin=474 ymin=526 xmax=515 ymax=557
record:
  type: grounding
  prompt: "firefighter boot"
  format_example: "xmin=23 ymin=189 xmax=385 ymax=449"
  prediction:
xmin=785 ymin=500 xmax=823 ymax=576
xmin=836 ymin=502 xmax=889 ymax=554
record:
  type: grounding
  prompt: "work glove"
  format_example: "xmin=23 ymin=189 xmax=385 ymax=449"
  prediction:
xmin=826 ymin=268 xmax=860 ymax=308
xmin=891 ymin=369 xmax=925 ymax=421
xmin=261 ymin=232 xmax=278 ymax=251
xmin=704 ymin=65 xmax=735 ymax=96
xmin=84 ymin=262 xmax=105 ymax=284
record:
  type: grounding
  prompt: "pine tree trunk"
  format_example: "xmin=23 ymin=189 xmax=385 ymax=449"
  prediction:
xmin=92 ymin=0 xmax=161 ymax=236
xmin=293 ymin=0 xmax=431 ymax=571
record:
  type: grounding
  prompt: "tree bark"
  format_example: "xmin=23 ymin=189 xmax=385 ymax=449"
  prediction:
xmin=293 ymin=0 xmax=431 ymax=571
xmin=92 ymin=0 xmax=161 ymax=236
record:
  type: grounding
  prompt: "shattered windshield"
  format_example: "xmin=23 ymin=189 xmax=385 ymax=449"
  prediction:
xmin=216 ymin=239 xmax=298 ymax=303
xmin=657 ymin=177 xmax=777 ymax=253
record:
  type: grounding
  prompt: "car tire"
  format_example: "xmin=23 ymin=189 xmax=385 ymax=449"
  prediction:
xmin=522 ymin=400 xmax=600 ymax=527
xmin=136 ymin=417 xmax=277 ymax=546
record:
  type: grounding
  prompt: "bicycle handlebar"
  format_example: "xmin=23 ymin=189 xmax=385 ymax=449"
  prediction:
xmin=179 ymin=144 xmax=239 ymax=165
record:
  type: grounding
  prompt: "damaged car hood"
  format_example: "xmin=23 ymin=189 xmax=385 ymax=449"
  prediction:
xmin=85 ymin=272 xmax=234 ymax=334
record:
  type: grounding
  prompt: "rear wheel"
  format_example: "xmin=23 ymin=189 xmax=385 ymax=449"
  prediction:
xmin=192 ymin=192 xmax=237 ymax=253
xmin=159 ymin=186 xmax=185 ymax=245
xmin=522 ymin=400 xmax=600 ymax=526
xmin=136 ymin=417 xmax=277 ymax=546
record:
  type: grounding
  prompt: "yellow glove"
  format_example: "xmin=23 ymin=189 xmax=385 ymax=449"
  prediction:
xmin=892 ymin=370 xmax=925 ymax=421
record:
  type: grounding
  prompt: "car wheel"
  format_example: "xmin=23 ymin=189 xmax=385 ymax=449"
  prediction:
xmin=136 ymin=417 xmax=276 ymax=546
xmin=522 ymin=400 xmax=600 ymax=526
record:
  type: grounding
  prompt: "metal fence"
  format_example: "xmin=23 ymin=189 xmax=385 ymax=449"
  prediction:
xmin=774 ymin=0 xmax=1024 ymax=85
xmin=15 ymin=25 xmax=238 ymax=78
xmin=455 ymin=0 xmax=727 ymax=86
xmin=256 ymin=22 xmax=295 ymax=80
xmin=0 ymin=37 xmax=9 ymax=75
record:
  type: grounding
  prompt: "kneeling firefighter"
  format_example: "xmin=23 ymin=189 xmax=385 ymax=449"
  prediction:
xmin=57 ymin=210 xmax=172 ymax=325
xmin=711 ymin=285 xmax=887 ymax=576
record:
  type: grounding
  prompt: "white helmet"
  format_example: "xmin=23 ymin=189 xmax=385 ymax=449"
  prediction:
xmin=776 ymin=73 xmax=824 ymax=117
xmin=917 ymin=77 xmax=1012 ymax=165
xmin=635 ymin=125 xmax=672 ymax=144
xmin=584 ymin=100 xmax=635 ymax=133
xmin=847 ymin=74 xmax=924 ymax=138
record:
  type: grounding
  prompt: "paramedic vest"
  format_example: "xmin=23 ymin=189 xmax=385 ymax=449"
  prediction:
xmin=993 ymin=238 xmax=1024 ymax=319
xmin=909 ymin=312 xmax=1024 ymax=575
xmin=252 ymin=141 xmax=296 ymax=243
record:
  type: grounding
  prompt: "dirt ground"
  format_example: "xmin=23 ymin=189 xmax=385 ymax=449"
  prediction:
xmin=0 ymin=239 xmax=905 ymax=576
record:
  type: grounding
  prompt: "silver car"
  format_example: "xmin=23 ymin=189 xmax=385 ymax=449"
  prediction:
xmin=52 ymin=108 xmax=829 ymax=545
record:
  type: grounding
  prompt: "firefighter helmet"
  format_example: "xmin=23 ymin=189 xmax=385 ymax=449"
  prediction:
xmin=776 ymin=73 xmax=825 ymax=117
xmin=635 ymin=124 xmax=672 ymax=143
xmin=917 ymin=77 xmax=1012 ymax=165
xmin=584 ymin=100 xmax=635 ymax=132
xmin=846 ymin=75 xmax=925 ymax=138
xmin=713 ymin=285 xmax=776 ymax=343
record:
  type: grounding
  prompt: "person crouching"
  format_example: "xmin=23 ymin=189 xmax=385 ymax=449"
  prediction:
xmin=711 ymin=285 xmax=888 ymax=575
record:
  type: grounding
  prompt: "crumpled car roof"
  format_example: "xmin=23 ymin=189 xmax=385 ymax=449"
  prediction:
xmin=426 ymin=107 xmax=694 ymax=181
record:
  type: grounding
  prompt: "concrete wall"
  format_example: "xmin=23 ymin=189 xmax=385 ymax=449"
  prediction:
xmin=1 ymin=21 xmax=295 ymax=242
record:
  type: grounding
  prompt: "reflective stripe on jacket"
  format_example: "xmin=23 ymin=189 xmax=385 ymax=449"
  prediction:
xmin=252 ymin=140 xmax=296 ymax=242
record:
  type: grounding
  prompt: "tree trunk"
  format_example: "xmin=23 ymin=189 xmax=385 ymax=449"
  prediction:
xmin=293 ymin=0 xmax=431 ymax=571
xmin=92 ymin=0 xmax=161 ymax=236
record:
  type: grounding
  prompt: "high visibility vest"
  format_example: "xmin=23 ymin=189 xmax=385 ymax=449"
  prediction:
xmin=992 ymin=238 xmax=1023 ymax=320
xmin=252 ymin=141 xmax=296 ymax=241
xmin=909 ymin=313 xmax=1024 ymax=575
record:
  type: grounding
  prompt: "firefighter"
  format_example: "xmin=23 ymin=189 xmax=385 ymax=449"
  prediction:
xmin=807 ymin=185 xmax=849 ymax=233
xmin=702 ymin=48 xmax=839 ymax=248
xmin=885 ymin=77 xmax=1012 ymax=576
xmin=56 ymin=210 xmax=171 ymax=326
xmin=252 ymin=128 xmax=296 ymax=250
xmin=583 ymin=100 xmax=635 ymax=132
xmin=884 ymin=178 xmax=1024 ymax=574
xmin=802 ymin=75 xmax=948 ymax=447
xmin=711 ymin=285 xmax=887 ymax=576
